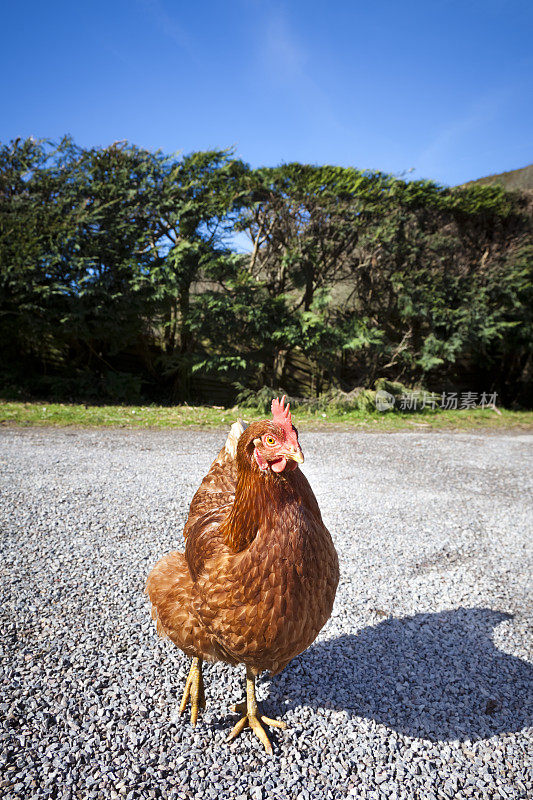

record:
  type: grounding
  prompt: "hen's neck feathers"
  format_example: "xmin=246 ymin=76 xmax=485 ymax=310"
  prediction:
xmin=220 ymin=462 xmax=298 ymax=552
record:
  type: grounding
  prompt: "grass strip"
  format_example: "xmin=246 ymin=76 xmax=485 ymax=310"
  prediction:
xmin=1 ymin=401 xmax=531 ymax=431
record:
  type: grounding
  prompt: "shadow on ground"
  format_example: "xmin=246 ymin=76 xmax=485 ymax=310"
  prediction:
xmin=271 ymin=608 xmax=533 ymax=742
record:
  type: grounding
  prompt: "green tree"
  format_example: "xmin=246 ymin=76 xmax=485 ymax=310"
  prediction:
xmin=0 ymin=136 xmax=85 ymax=389
xmin=143 ymin=150 xmax=250 ymax=398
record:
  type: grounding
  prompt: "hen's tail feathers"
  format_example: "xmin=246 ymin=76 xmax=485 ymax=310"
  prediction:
xmin=225 ymin=418 xmax=248 ymax=459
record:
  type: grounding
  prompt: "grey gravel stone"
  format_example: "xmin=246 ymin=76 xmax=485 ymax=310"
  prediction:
xmin=1 ymin=426 xmax=532 ymax=800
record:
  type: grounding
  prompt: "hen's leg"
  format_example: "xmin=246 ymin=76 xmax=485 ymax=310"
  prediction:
xmin=226 ymin=666 xmax=286 ymax=754
xmin=179 ymin=657 xmax=205 ymax=725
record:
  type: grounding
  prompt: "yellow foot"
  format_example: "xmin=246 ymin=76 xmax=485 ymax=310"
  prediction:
xmin=226 ymin=700 xmax=287 ymax=755
xmin=179 ymin=657 xmax=205 ymax=726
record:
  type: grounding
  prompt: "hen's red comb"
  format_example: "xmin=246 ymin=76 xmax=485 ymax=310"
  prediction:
xmin=271 ymin=395 xmax=292 ymax=429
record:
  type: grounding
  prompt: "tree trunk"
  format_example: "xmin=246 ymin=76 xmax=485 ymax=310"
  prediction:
xmin=303 ymin=262 xmax=314 ymax=311
xmin=170 ymin=279 xmax=192 ymax=402
xmin=178 ymin=280 xmax=191 ymax=354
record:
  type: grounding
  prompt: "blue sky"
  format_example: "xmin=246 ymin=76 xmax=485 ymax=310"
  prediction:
xmin=1 ymin=0 xmax=531 ymax=185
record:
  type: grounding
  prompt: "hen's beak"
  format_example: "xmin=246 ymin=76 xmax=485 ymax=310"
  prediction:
xmin=283 ymin=445 xmax=304 ymax=464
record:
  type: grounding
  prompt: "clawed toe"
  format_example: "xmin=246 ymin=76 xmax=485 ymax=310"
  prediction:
xmin=226 ymin=710 xmax=284 ymax=755
xmin=260 ymin=714 xmax=287 ymax=730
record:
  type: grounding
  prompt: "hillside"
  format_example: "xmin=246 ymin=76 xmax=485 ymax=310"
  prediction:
xmin=461 ymin=164 xmax=533 ymax=191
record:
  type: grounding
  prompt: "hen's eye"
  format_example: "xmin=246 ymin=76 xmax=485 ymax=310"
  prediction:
xmin=264 ymin=435 xmax=276 ymax=446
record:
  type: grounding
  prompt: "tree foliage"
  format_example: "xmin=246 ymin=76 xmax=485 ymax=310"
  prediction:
xmin=1 ymin=137 xmax=531 ymax=406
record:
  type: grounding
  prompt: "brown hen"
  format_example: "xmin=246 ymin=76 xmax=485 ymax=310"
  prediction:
xmin=146 ymin=397 xmax=339 ymax=753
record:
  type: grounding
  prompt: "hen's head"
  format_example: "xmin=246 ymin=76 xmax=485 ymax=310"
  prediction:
xmin=237 ymin=396 xmax=304 ymax=475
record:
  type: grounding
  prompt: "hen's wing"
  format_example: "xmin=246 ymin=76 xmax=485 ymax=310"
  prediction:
xmin=183 ymin=419 xmax=247 ymax=540
xmin=146 ymin=420 xmax=248 ymax=664
xmin=181 ymin=419 xmax=248 ymax=584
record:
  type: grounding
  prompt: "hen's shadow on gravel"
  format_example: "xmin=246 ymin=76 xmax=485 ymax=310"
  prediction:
xmin=274 ymin=608 xmax=532 ymax=742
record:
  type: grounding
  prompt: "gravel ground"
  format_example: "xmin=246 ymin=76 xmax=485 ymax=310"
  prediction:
xmin=1 ymin=426 xmax=532 ymax=800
